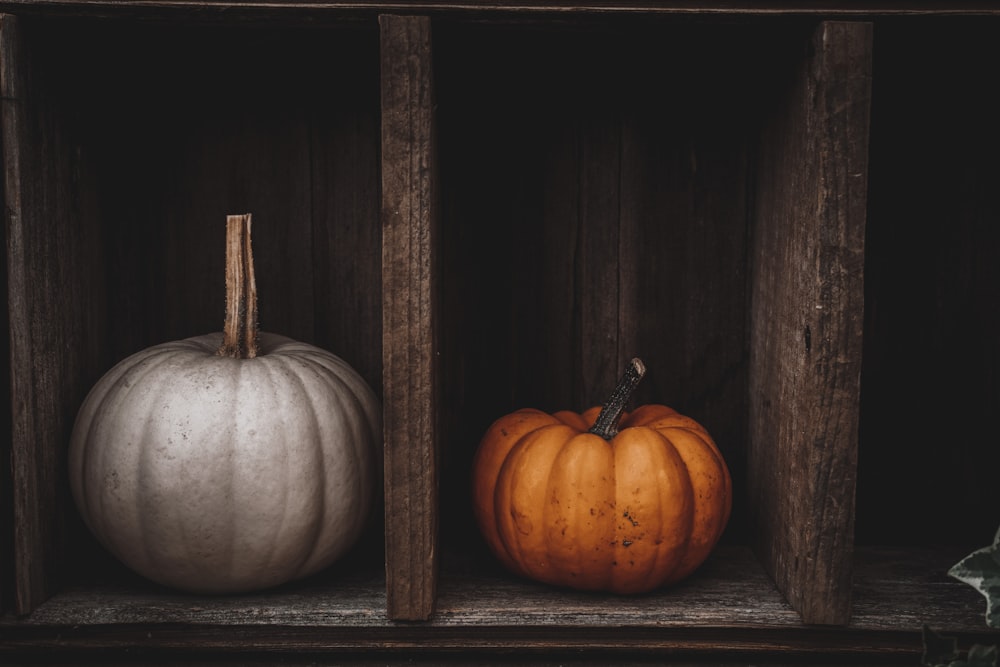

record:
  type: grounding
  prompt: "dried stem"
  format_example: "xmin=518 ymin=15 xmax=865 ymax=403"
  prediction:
xmin=588 ymin=358 xmax=646 ymax=440
xmin=217 ymin=213 xmax=258 ymax=359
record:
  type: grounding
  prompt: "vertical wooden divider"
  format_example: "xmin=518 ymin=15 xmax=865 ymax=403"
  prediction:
xmin=748 ymin=21 xmax=872 ymax=625
xmin=380 ymin=14 xmax=440 ymax=621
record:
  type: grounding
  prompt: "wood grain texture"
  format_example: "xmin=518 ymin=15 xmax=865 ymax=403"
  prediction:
xmin=1 ymin=0 xmax=1000 ymax=19
xmin=617 ymin=103 xmax=752 ymax=542
xmin=380 ymin=13 xmax=439 ymax=621
xmin=0 ymin=20 xmax=8 ymax=614
xmin=2 ymin=13 xmax=107 ymax=615
xmin=0 ymin=12 xmax=37 ymax=616
xmin=2 ymin=547 xmax=996 ymax=662
xmin=309 ymin=61 xmax=382 ymax=394
xmin=748 ymin=20 xmax=872 ymax=625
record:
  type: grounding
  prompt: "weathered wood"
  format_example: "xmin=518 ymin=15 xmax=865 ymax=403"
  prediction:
xmin=2 ymin=12 xmax=109 ymax=615
xmin=380 ymin=13 xmax=439 ymax=621
xmin=0 ymin=9 xmax=995 ymax=665
xmin=1 ymin=547 xmax=996 ymax=663
xmin=748 ymin=20 xmax=872 ymax=625
xmin=618 ymin=103 xmax=751 ymax=539
xmin=4 ymin=13 xmax=62 ymax=615
xmin=508 ymin=113 xmax=624 ymax=410
xmin=1 ymin=0 xmax=1000 ymax=20
xmin=1 ymin=12 xmax=31 ymax=616
xmin=0 ymin=27 xmax=8 ymax=613
xmin=850 ymin=546 xmax=995 ymax=633
xmin=309 ymin=58 xmax=382 ymax=394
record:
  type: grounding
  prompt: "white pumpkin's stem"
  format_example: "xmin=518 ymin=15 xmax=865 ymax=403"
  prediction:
xmin=217 ymin=214 xmax=259 ymax=359
xmin=589 ymin=358 xmax=646 ymax=440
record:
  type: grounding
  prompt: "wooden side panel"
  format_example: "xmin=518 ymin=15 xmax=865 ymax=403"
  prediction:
xmin=380 ymin=14 xmax=439 ymax=621
xmin=2 ymin=12 xmax=59 ymax=615
xmin=748 ymin=21 xmax=872 ymax=625
xmin=0 ymin=17 xmax=9 ymax=613
xmin=2 ymin=14 xmax=106 ymax=614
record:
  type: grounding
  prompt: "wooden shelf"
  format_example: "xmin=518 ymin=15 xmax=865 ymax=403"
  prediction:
xmin=1 ymin=547 xmax=995 ymax=662
xmin=3 ymin=3 xmax=1000 ymax=664
xmin=2 ymin=0 xmax=1000 ymax=19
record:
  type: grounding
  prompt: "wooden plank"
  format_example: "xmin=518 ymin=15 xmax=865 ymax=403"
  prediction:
xmin=748 ymin=20 xmax=872 ymax=625
xmin=0 ymin=21 xmax=8 ymax=612
xmin=7 ymin=547 xmax=795 ymax=628
xmin=574 ymin=117 xmax=624 ymax=406
xmin=509 ymin=116 xmax=579 ymax=410
xmin=1 ymin=13 xmax=107 ymax=614
xmin=510 ymin=113 xmax=623 ymax=410
xmin=2 ymin=547 xmax=997 ymax=661
xmin=310 ymin=63 xmax=382 ymax=391
xmin=380 ymin=13 xmax=439 ymax=621
xmin=308 ymin=35 xmax=383 ymax=561
xmin=2 ymin=0 xmax=1000 ymax=20
xmin=1 ymin=12 xmax=59 ymax=616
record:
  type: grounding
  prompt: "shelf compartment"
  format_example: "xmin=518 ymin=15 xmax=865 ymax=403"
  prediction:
xmin=7 ymin=4 xmax=998 ymax=658
xmin=2 ymin=10 xmax=872 ymax=625
xmin=426 ymin=15 xmax=870 ymax=625
xmin=2 ymin=13 xmax=383 ymax=614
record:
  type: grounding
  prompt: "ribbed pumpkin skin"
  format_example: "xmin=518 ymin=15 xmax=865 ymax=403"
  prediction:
xmin=471 ymin=404 xmax=731 ymax=594
xmin=69 ymin=332 xmax=380 ymax=594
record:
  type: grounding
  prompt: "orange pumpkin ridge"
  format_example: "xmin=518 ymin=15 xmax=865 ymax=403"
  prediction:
xmin=471 ymin=408 xmax=562 ymax=573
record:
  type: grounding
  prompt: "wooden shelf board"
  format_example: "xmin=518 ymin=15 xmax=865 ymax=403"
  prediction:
xmin=1 ymin=546 xmax=996 ymax=659
xmin=1 ymin=0 xmax=1000 ymax=18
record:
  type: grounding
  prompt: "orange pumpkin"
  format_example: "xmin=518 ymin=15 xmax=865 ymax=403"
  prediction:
xmin=470 ymin=358 xmax=731 ymax=594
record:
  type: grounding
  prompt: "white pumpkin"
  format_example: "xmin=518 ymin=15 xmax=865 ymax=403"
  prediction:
xmin=68 ymin=215 xmax=381 ymax=594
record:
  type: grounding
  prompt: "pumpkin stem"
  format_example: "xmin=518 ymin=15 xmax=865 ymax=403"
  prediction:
xmin=217 ymin=213 xmax=259 ymax=359
xmin=588 ymin=358 xmax=646 ymax=440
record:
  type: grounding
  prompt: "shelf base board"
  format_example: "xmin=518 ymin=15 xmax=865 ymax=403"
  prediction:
xmin=1 ymin=546 xmax=995 ymax=661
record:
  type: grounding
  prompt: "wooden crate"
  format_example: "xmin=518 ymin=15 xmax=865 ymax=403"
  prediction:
xmin=2 ymin=4 xmax=999 ymax=664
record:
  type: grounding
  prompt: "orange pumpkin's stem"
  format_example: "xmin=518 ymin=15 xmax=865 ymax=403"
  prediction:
xmin=217 ymin=213 xmax=259 ymax=359
xmin=589 ymin=357 xmax=646 ymax=440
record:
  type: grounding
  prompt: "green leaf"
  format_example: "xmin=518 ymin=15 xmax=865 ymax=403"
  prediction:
xmin=946 ymin=644 xmax=999 ymax=667
xmin=962 ymin=644 xmax=999 ymax=667
xmin=949 ymin=525 xmax=1000 ymax=629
